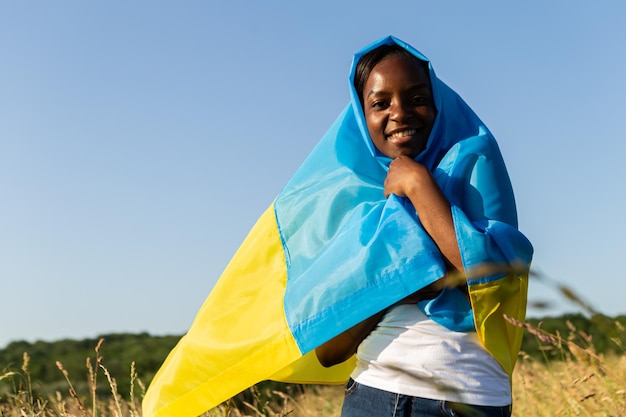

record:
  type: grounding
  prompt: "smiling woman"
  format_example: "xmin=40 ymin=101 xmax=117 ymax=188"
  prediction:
xmin=312 ymin=38 xmax=531 ymax=417
xmin=142 ymin=36 xmax=533 ymax=417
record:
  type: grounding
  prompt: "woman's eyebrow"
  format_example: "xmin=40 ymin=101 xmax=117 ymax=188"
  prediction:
xmin=366 ymin=83 xmax=431 ymax=98
xmin=366 ymin=89 xmax=385 ymax=98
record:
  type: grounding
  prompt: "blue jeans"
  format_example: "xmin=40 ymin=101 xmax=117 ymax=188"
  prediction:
xmin=341 ymin=379 xmax=511 ymax=417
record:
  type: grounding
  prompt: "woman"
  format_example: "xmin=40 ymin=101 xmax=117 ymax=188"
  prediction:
xmin=315 ymin=40 xmax=531 ymax=416
xmin=143 ymin=37 xmax=532 ymax=417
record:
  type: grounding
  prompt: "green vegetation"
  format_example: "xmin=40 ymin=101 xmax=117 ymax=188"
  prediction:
xmin=2 ymin=313 xmax=624 ymax=398
xmin=0 ymin=333 xmax=180 ymax=399
xmin=1 ymin=313 xmax=625 ymax=416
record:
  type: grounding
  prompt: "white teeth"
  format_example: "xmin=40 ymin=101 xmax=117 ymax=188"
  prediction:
xmin=388 ymin=129 xmax=416 ymax=139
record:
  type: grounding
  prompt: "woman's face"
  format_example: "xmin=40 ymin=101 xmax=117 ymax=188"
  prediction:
xmin=362 ymin=55 xmax=436 ymax=159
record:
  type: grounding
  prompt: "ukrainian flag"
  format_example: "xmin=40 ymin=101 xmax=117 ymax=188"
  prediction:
xmin=142 ymin=36 xmax=533 ymax=417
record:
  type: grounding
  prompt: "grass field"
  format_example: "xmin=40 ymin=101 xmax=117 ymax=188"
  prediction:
xmin=2 ymin=320 xmax=625 ymax=416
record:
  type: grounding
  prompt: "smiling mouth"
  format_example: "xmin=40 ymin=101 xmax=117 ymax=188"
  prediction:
xmin=386 ymin=128 xmax=417 ymax=143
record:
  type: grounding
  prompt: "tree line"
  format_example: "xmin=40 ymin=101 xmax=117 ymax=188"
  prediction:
xmin=0 ymin=332 xmax=180 ymax=399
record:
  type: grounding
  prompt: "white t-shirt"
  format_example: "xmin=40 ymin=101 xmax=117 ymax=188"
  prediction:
xmin=351 ymin=304 xmax=511 ymax=406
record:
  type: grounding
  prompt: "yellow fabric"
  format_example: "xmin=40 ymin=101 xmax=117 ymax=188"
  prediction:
xmin=468 ymin=272 xmax=529 ymax=377
xmin=270 ymin=350 xmax=356 ymax=384
xmin=143 ymin=205 xmax=301 ymax=417
xmin=143 ymin=204 xmax=384 ymax=417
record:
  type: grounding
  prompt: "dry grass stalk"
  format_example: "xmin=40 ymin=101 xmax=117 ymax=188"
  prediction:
xmin=56 ymin=361 xmax=88 ymax=416
xmin=510 ymin=316 xmax=625 ymax=416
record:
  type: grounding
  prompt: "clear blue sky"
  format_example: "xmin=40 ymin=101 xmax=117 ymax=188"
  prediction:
xmin=2 ymin=1 xmax=625 ymax=348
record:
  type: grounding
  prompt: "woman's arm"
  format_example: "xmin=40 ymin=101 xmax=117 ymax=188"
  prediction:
xmin=385 ymin=155 xmax=464 ymax=273
xmin=315 ymin=310 xmax=385 ymax=368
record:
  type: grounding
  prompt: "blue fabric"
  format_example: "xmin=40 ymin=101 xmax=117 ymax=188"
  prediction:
xmin=275 ymin=36 xmax=533 ymax=353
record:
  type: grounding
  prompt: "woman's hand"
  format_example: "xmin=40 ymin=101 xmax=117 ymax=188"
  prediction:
xmin=384 ymin=155 xmax=429 ymax=198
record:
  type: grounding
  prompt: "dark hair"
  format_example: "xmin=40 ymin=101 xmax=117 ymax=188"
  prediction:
xmin=354 ymin=44 xmax=430 ymax=105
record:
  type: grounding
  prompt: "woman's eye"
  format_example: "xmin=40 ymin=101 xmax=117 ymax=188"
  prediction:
xmin=371 ymin=100 xmax=389 ymax=109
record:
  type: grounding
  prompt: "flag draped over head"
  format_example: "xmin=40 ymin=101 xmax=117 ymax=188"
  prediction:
xmin=142 ymin=36 xmax=533 ymax=417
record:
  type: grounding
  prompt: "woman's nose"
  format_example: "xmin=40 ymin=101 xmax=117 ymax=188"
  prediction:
xmin=389 ymin=101 xmax=411 ymax=122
